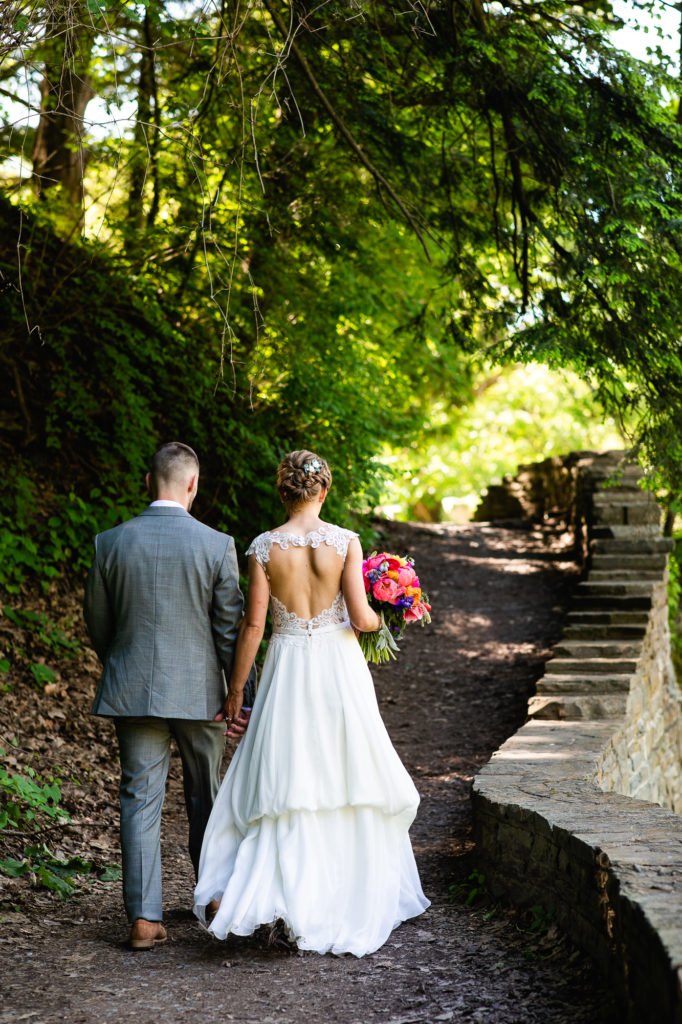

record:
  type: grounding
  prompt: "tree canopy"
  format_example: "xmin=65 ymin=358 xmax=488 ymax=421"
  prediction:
xmin=1 ymin=0 xmax=681 ymax=581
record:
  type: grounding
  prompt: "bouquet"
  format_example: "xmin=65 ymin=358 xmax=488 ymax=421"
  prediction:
xmin=359 ymin=552 xmax=431 ymax=664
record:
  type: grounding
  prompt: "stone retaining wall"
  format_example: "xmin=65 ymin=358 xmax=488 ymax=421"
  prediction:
xmin=472 ymin=451 xmax=682 ymax=1023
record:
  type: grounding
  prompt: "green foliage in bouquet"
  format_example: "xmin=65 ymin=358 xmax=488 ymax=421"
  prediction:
xmin=358 ymin=616 xmax=401 ymax=666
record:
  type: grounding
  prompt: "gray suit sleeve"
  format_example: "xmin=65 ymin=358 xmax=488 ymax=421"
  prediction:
xmin=83 ymin=538 xmax=114 ymax=662
xmin=211 ymin=537 xmax=246 ymax=681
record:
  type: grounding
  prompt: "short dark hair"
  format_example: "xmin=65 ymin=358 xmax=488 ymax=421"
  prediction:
xmin=150 ymin=442 xmax=199 ymax=489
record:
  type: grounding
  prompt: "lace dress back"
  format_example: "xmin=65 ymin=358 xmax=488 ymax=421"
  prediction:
xmin=246 ymin=524 xmax=357 ymax=635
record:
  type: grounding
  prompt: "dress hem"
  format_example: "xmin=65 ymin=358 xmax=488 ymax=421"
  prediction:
xmin=195 ymin=898 xmax=432 ymax=958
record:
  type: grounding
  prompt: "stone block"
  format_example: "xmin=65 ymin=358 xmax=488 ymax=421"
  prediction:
xmin=537 ymin=673 xmax=633 ymax=694
xmin=592 ymin=489 xmax=659 ymax=506
xmin=548 ymin=657 xmax=639 ymax=674
xmin=591 ymin=554 xmax=668 ymax=571
xmin=593 ymin=502 xmax=662 ymax=527
xmin=553 ymin=639 xmax=644 ymax=659
xmin=592 ymin=537 xmax=674 ymax=555
xmin=589 ymin=568 xmax=662 ymax=581
xmin=566 ymin=610 xmax=650 ymax=625
xmin=528 ymin=694 xmax=628 ymax=720
xmin=563 ymin=624 xmax=647 ymax=640
xmin=578 ymin=579 xmax=655 ymax=596
xmin=571 ymin=594 xmax=653 ymax=611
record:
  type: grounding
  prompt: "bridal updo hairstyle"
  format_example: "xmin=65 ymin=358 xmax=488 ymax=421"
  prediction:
xmin=277 ymin=450 xmax=332 ymax=509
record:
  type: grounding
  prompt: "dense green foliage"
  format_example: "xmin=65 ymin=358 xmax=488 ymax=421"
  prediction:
xmin=1 ymin=0 xmax=681 ymax=587
xmin=0 ymin=191 xmax=457 ymax=594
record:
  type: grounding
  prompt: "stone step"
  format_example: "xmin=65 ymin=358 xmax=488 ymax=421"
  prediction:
xmin=527 ymin=693 xmax=628 ymax=720
xmin=592 ymin=460 xmax=642 ymax=475
xmin=593 ymin=483 xmax=645 ymax=496
xmin=548 ymin=657 xmax=639 ymax=675
xmin=591 ymin=537 xmax=673 ymax=555
xmin=590 ymin=554 xmax=668 ymax=571
xmin=594 ymin=474 xmax=646 ymax=489
xmin=563 ymin=624 xmax=646 ymax=641
xmin=593 ymin=504 xmax=661 ymax=527
xmin=553 ymin=640 xmax=643 ymax=659
xmin=537 ymin=674 xmax=633 ymax=695
xmin=577 ymin=580 xmax=655 ymax=596
xmin=586 ymin=458 xmax=641 ymax=478
xmin=592 ymin=489 xmax=658 ymax=505
xmin=591 ymin=525 xmax=662 ymax=540
xmin=566 ymin=610 xmax=649 ymax=625
xmin=588 ymin=569 xmax=662 ymax=581
xmin=571 ymin=594 xmax=652 ymax=611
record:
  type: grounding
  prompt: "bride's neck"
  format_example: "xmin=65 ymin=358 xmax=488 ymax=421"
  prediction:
xmin=284 ymin=504 xmax=325 ymax=531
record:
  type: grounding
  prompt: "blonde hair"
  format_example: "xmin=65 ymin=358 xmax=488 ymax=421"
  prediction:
xmin=276 ymin=450 xmax=332 ymax=508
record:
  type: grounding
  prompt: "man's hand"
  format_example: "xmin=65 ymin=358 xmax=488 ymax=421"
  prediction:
xmin=226 ymin=708 xmax=251 ymax=739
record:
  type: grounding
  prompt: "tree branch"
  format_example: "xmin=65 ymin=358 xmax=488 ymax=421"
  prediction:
xmin=0 ymin=84 xmax=42 ymax=115
xmin=261 ymin=0 xmax=433 ymax=260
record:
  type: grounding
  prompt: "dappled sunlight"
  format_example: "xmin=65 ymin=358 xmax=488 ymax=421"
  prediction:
xmin=494 ymin=561 xmax=547 ymax=575
xmin=492 ymin=748 xmax=591 ymax=761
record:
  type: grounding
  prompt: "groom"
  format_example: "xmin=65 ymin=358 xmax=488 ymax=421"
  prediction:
xmin=84 ymin=442 xmax=254 ymax=949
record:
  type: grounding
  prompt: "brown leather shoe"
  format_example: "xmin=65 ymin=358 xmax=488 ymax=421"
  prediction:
xmin=206 ymin=898 xmax=220 ymax=923
xmin=129 ymin=918 xmax=167 ymax=951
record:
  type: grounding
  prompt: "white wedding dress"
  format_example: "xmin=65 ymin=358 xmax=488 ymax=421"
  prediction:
xmin=193 ymin=524 xmax=429 ymax=956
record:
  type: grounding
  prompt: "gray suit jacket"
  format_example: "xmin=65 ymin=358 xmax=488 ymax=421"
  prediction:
xmin=84 ymin=506 xmax=247 ymax=719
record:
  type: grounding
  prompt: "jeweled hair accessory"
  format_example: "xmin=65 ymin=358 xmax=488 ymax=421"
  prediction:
xmin=303 ymin=458 xmax=323 ymax=475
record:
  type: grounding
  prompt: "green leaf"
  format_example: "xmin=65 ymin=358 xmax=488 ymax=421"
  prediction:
xmin=36 ymin=864 xmax=76 ymax=897
xmin=99 ymin=864 xmax=122 ymax=882
xmin=0 ymin=857 xmax=29 ymax=878
xmin=29 ymin=664 xmax=57 ymax=687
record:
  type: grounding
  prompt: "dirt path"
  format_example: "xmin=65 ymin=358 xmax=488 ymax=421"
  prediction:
xmin=1 ymin=522 xmax=617 ymax=1024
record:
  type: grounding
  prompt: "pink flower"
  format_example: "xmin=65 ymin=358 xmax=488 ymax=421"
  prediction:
xmin=396 ymin=565 xmax=417 ymax=587
xmin=364 ymin=554 xmax=387 ymax=572
xmin=372 ymin=578 xmax=404 ymax=604
xmin=404 ymin=601 xmax=431 ymax=622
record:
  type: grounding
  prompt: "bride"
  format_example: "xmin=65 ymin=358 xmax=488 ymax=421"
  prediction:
xmin=193 ymin=450 xmax=429 ymax=956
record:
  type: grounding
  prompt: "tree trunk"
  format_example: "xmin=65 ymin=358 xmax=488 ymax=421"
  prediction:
xmin=127 ymin=7 xmax=159 ymax=232
xmin=32 ymin=0 xmax=95 ymax=212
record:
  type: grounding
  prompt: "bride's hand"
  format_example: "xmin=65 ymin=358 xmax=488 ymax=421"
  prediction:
xmin=215 ymin=688 xmax=244 ymax=727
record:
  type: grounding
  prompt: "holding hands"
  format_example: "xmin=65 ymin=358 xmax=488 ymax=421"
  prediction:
xmin=215 ymin=690 xmax=252 ymax=738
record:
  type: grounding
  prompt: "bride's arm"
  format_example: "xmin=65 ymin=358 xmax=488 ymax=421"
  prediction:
xmin=343 ymin=538 xmax=381 ymax=633
xmin=216 ymin=556 xmax=270 ymax=723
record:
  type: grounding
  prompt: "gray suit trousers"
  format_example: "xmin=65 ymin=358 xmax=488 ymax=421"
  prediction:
xmin=115 ymin=717 xmax=224 ymax=922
